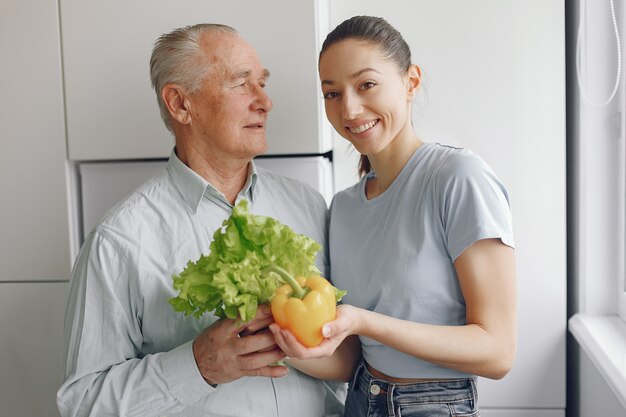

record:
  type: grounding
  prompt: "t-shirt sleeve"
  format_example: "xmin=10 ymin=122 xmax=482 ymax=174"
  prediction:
xmin=436 ymin=150 xmax=514 ymax=261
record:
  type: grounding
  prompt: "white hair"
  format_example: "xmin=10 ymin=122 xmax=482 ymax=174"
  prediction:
xmin=150 ymin=23 xmax=239 ymax=132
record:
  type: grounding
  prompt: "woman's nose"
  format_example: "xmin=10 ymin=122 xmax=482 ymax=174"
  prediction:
xmin=341 ymin=92 xmax=362 ymax=120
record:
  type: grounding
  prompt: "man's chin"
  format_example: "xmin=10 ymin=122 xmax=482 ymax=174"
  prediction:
xmin=251 ymin=143 xmax=268 ymax=158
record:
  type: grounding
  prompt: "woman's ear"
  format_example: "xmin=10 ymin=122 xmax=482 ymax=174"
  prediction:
xmin=162 ymin=84 xmax=192 ymax=126
xmin=406 ymin=64 xmax=421 ymax=99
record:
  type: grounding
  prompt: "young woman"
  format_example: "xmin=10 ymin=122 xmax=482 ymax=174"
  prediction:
xmin=270 ymin=15 xmax=516 ymax=417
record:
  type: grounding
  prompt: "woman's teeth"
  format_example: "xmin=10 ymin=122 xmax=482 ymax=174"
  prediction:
xmin=349 ymin=120 xmax=378 ymax=134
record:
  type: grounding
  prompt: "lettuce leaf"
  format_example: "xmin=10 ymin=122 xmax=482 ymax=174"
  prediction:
xmin=169 ymin=199 xmax=322 ymax=321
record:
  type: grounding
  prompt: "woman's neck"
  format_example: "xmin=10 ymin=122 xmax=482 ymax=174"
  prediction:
xmin=366 ymin=131 xmax=423 ymax=199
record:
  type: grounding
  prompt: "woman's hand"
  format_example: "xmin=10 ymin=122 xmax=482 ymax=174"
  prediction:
xmin=269 ymin=304 xmax=359 ymax=360
xmin=268 ymin=304 xmax=362 ymax=381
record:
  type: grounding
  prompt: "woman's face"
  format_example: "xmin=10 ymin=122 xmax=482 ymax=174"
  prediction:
xmin=319 ymin=39 xmax=417 ymax=157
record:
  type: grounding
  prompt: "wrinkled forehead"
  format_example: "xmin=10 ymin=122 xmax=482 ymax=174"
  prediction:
xmin=199 ymin=32 xmax=268 ymax=78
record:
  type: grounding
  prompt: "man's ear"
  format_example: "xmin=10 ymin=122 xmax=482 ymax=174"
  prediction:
xmin=406 ymin=65 xmax=421 ymax=100
xmin=162 ymin=84 xmax=192 ymax=126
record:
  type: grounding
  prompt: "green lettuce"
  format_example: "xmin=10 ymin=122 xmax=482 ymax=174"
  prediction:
xmin=169 ymin=199 xmax=322 ymax=321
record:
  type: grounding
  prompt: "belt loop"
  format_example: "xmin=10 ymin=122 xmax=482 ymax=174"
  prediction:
xmin=470 ymin=377 xmax=478 ymax=410
xmin=350 ymin=360 xmax=364 ymax=388
xmin=387 ymin=383 xmax=396 ymax=416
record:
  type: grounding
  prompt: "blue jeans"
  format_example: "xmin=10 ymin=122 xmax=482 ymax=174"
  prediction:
xmin=344 ymin=361 xmax=480 ymax=417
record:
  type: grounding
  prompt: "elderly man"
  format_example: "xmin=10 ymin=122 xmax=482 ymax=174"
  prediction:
xmin=57 ymin=24 xmax=341 ymax=417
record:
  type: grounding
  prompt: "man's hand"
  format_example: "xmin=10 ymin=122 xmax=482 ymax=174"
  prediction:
xmin=192 ymin=305 xmax=288 ymax=385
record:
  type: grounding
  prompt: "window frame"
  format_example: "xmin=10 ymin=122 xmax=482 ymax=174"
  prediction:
xmin=616 ymin=0 xmax=626 ymax=323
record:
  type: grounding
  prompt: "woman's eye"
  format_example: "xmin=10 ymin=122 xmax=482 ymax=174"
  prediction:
xmin=323 ymin=91 xmax=340 ymax=100
xmin=360 ymin=81 xmax=377 ymax=90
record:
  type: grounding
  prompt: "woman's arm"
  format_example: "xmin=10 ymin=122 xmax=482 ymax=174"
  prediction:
xmin=354 ymin=238 xmax=516 ymax=379
xmin=274 ymin=238 xmax=516 ymax=380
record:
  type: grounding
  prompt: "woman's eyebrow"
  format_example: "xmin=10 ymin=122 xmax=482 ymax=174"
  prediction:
xmin=321 ymin=67 xmax=380 ymax=85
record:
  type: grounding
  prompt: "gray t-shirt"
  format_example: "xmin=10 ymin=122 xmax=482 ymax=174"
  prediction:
xmin=329 ymin=142 xmax=514 ymax=379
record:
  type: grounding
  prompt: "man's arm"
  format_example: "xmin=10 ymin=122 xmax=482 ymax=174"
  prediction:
xmin=57 ymin=232 xmax=287 ymax=417
xmin=57 ymin=232 xmax=214 ymax=416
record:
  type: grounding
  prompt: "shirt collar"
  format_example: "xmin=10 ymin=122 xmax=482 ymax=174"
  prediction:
xmin=166 ymin=149 xmax=258 ymax=213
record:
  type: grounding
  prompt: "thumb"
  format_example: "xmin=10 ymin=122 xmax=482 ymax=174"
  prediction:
xmin=322 ymin=323 xmax=333 ymax=338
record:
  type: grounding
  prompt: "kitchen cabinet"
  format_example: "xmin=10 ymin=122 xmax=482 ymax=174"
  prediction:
xmin=0 ymin=0 xmax=71 ymax=280
xmin=0 ymin=1 xmax=71 ymax=415
xmin=0 ymin=283 xmax=69 ymax=417
xmin=60 ymin=0 xmax=332 ymax=160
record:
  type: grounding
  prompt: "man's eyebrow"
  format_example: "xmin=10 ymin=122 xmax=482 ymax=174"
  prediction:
xmin=231 ymin=69 xmax=270 ymax=80
xmin=232 ymin=70 xmax=251 ymax=80
xmin=321 ymin=67 xmax=380 ymax=86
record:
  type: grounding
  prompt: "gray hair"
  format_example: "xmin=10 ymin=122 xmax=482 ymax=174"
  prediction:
xmin=150 ymin=23 xmax=239 ymax=132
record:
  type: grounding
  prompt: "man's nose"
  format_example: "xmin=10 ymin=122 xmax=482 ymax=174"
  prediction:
xmin=252 ymin=85 xmax=273 ymax=113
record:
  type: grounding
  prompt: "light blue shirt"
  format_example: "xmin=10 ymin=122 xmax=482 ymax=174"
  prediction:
xmin=329 ymin=142 xmax=514 ymax=379
xmin=58 ymin=150 xmax=341 ymax=417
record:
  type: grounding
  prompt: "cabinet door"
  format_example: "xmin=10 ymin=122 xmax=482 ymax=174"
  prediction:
xmin=331 ymin=0 xmax=566 ymax=410
xmin=0 ymin=283 xmax=69 ymax=417
xmin=78 ymin=161 xmax=167 ymax=241
xmin=0 ymin=0 xmax=71 ymax=281
xmin=60 ymin=0 xmax=331 ymax=160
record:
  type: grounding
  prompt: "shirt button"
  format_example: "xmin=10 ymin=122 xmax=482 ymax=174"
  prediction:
xmin=370 ymin=384 xmax=381 ymax=395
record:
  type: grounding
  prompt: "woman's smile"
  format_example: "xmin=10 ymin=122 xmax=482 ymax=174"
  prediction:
xmin=347 ymin=119 xmax=379 ymax=135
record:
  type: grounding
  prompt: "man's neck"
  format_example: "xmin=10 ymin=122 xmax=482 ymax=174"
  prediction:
xmin=176 ymin=142 xmax=250 ymax=205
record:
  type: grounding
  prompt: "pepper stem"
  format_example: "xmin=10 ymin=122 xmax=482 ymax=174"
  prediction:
xmin=262 ymin=265 xmax=307 ymax=299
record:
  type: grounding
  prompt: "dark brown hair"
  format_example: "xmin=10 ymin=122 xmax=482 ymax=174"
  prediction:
xmin=319 ymin=16 xmax=412 ymax=176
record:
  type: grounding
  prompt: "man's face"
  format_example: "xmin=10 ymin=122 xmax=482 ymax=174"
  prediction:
xmin=186 ymin=33 xmax=272 ymax=161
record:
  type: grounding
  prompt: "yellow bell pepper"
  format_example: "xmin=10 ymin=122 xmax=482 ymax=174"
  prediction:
xmin=265 ymin=265 xmax=340 ymax=347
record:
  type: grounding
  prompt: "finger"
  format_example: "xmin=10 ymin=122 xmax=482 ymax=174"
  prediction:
xmin=236 ymin=329 xmax=279 ymax=355
xmin=268 ymin=323 xmax=282 ymax=335
xmin=251 ymin=304 xmax=273 ymax=320
xmin=281 ymin=329 xmax=339 ymax=358
xmin=320 ymin=314 xmax=351 ymax=338
xmin=248 ymin=364 xmax=289 ymax=379
xmin=277 ymin=329 xmax=328 ymax=359
xmin=268 ymin=325 xmax=293 ymax=356
xmin=241 ymin=316 xmax=274 ymax=336
xmin=233 ymin=305 xmax=273 ymax=335
xmin=239 ymin=347 xmax=287 ymax=371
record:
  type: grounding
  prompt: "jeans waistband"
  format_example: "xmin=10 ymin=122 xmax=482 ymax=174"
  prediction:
xmin=352 ymin=360 xmax=477 ymax=400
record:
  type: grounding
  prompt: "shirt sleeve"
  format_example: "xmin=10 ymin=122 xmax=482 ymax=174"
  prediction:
xmin=57 ymin=230 xmax=214 ymax=417
xmin=436 ymin=151 xmax=515 ymax=261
